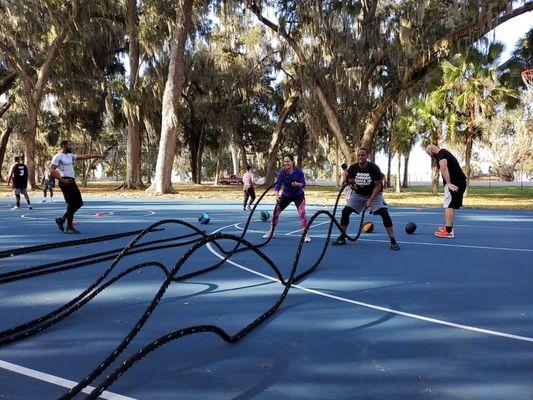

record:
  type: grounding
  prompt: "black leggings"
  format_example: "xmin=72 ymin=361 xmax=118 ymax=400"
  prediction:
xmin=340 ymin=206 xmax=393 ymax=229
xmin=59 ymin=178 xmax=83 ymax=227
xmin=243 ymin=187 xmax=256 ymax=208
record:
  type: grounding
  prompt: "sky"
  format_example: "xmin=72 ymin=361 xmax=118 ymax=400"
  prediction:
xmin=375 ymin=11 xmax=533 ymax=182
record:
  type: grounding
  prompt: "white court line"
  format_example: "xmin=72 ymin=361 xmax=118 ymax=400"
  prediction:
xmin=0 ymin=360 xmax=136 ymax=400
xmin=231 ymin=223 xmax=533 ymax=253
xmin=398 ymin=221 xmax=533 ymax=231
xmin=207 ymin=224 xmax=533 ymax=343
xmin=285 ymin=221 xmax=330 ymax=235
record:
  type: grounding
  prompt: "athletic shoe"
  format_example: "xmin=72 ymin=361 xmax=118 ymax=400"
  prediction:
xmin=332 ymin=236 xmax=346 ymax=246
xmin=28 ymin=206 xmax=33 ymax=210
xmin=247 ymin=205 xmax=252 ymax=211
xmin=65 ymin=227 xmax=80 ymax=234
xmin=40 ymin=198 xmax=47 ymax=203
xmin=304 ymin=234 xmax=311 ymax=243
xmin=55 ymin=217 xmax=65 ymax=232
xmin=434 ymin=230 xmax=454 ymax=238
xmin=390 ymin=241 xmax=400 ymax=251
xmin=10 ymin=206 xmax=19 ymax=211
xmin=262 ymin=231 xmax=274 ymax=239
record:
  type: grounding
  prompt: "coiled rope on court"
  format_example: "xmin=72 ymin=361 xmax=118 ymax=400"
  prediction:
xmin=0 ymin=179 xmax=367 ymax=399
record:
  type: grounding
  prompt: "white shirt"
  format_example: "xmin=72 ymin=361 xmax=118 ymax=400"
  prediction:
xmin=51 ymin=152 xmax=77 ymax=178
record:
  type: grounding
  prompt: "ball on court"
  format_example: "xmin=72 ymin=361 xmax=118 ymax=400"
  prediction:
xmin=405 ymin=222 xmax=417 ymax=234
xmin=362 ymin=221 xmax=374 ymax=233
xmin=198 ymin=212 xmax=210 ymax=224
xmin=259 ymin=210 xmax=270 ymax=222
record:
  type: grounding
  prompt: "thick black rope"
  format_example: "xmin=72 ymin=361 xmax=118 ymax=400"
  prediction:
xmin=70 ymin=205 xmax=367 ymax=400
xmin=0 ymin=231 xmax=203 ymax=284
xmin=0 ymin=179 xmax=368 ymax=399
xmin=0 ymin=227 xmax=164 ymax=259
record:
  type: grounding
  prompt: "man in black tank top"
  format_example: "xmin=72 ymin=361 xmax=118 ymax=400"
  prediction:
xmin=6 ymin=156 xmax=32 ymax=211
xmin=426 ymin=145 xmax=467 ymax=238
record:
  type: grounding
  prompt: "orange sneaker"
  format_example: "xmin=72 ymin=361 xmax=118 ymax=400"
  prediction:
xmin=434 ymin=230 xmax=455 ymax=238
xmin=439 ymin=226 xmax=446 ymax=232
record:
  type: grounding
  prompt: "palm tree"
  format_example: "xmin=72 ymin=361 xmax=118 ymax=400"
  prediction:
xmin=433 ymin=44 xmax=515 ymax=192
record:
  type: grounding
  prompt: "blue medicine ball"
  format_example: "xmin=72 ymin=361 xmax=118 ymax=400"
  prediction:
xmin=198 ymin=212 xmax=210 ymax=224
xmin=259 ymin=210 xmax=270 ymax=222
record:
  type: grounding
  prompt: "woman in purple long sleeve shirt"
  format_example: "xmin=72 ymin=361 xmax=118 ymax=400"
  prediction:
xmin=263 ymin=154 xmax=311 ymax=242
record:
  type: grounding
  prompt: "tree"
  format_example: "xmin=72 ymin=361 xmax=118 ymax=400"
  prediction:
xmin=483 ymin=93 xmax=533 ymax=181
xmin=434 ymin=44 xmax=515 ymax=191
xmin=147 ymin=0 xmax=194 ymax=194
xmin=0 ymin=0 xmax=84 ymax=187
xmin=247 ymin=0 xmax=533 ymax=160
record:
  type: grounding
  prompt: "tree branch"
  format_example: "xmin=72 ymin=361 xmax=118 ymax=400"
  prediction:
xmin=405 ymin=0 xmax=533 ymax=86
xmin=0 ymin=72 xmax=17 ymax=95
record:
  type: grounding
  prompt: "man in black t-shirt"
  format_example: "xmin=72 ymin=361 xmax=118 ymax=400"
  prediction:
xmin=426 ymin=145 xmax=467 ymax=238
xmin=6 ymin=156 xmax=32 ymax=211
xmin=333 ymin=148 xmax=399 ymax=250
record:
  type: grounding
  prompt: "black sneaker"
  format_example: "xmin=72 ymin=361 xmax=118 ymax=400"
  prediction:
xmin=332 ymin=236 xmax=347 ymax=246
xmin=55 ymin=217 xmax=65 ymax=232
xmin=390 ymin=241 xmax=400 ymax=251
xmin=28 ymin=206 xmax=33 ymax=210
xmin=65 ymin=227 xmax=80 ymax=234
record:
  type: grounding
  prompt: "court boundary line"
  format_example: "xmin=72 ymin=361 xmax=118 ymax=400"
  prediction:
xmin=207 ymin=223 xmax=533 ymax=343
xmin=0 ymin=360 xmax=136 ymax=400
xmin=231 ymin=223 xmax=533 ymax=253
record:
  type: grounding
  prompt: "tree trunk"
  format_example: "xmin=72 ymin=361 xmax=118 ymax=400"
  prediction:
xmin=386 ymin=146 xmax=392 ymax=188
xmin=431 ymin=157 xmax=440 ymax=195
xmin=464 ymin=130 xmax=474 ymax=196
xmin=124 ymin=0 xmax=143 ymax=189
xmin=265 ymin=90 xmax=299 ymax=185
xmin=147 ymin=0 xmax=194 ymax=194
xmin=230 ymin=142 xmax=239 ymax=175
xmin=395 ymin=152 xmax=401 ymax=193
xmin=402 ymin=153 xmax=410 ymax=188
xmin=308 ymin=77 xmax=352 ymax=162
xmin=0 ymin=126 xmax=13 ymax=182
xmin=125 ymin=117 xmax=143 ymax=188
xmin=195 ymin=139 xmax=203 ymax=184
xmin=360 ymin=95 xmax=396 ymax=151
xmin=24 ymin=103 xmax=38 ymax=188
xmin=240 ymin=141 xmax=248 ymax=171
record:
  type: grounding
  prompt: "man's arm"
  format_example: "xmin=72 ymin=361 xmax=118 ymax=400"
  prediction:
xmin=438 ymin=159 xmax=459 ymax=191
xmin=50 ymin=164 xmax=69 ymax=184
xmin=74 ymin=154 xmax=105 ymax=161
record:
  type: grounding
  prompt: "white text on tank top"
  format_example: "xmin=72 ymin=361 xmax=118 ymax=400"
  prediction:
xmin=51 ymin=153 xmax=77 ymax=178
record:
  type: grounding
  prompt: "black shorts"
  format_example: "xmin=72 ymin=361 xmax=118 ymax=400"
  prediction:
xmin=443 ymin=183 xmax=466 ymax=209
xmin=277 ymin=194 xmax=305 ymax=211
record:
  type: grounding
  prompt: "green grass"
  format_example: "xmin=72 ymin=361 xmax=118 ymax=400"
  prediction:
xmin=1 ymin=183 xmax=531 ymax=209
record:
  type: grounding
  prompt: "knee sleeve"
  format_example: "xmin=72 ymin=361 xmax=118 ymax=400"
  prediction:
xmin=340 ymin=207 xmax=353 ymax=227
xmin=374 ymin=208 xmax=393 ymax=228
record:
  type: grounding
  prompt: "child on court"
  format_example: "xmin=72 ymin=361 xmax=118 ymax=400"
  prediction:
xmin=242 ymin=165 xmax=255 ymax=211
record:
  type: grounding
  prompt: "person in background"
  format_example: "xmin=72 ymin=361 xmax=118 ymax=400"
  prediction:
xmin=7 ymin=156 xmax=32 ymax=211
xmin=242 ymin=165 xmax=256 ymax=211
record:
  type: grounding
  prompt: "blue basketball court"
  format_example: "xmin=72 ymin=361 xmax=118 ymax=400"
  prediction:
xmin=0 ymin=194 xmax=532 ymax=399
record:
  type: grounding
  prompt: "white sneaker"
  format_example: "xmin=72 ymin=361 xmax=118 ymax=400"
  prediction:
xmin=304 ymin=234 xmax=311 ymax=243
xmin=262 ymin=231 xmax=273 ymax=239
xmin=40 ymin=198 xmax=47 ymax=203
xmin=10 ymin=206 xmax=19 ymax=211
